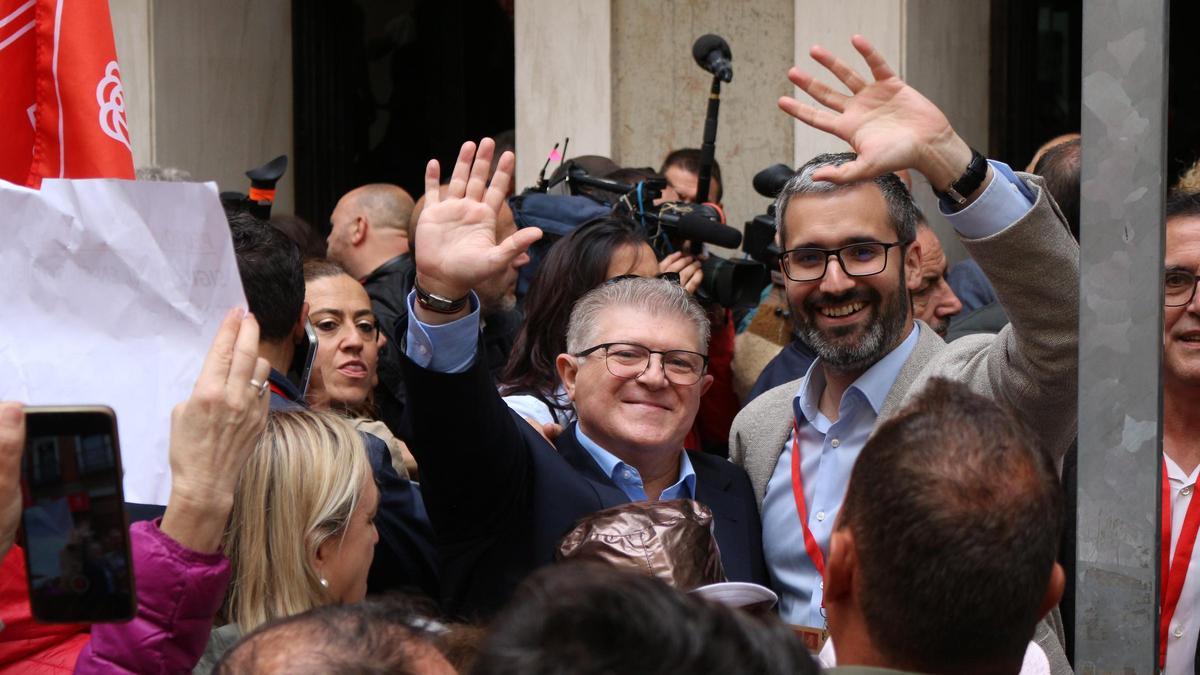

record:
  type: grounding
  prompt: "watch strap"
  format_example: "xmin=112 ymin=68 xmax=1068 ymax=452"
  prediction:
xmin=414 ymin=282 xmax=469 ymax=314
xmin=934 ymin=148 xmax=988 ymax=207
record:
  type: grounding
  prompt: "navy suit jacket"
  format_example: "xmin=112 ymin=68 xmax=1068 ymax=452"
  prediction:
xmin=401 ymin=346 xmax=767 ymax=619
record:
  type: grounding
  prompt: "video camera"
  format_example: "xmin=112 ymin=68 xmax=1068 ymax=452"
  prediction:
xmin=542 ymin=163 xmax=773 ymax=310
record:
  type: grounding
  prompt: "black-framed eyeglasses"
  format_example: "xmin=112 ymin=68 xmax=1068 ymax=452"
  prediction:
xmin=574 ymin=342 xmax=709 ymax=385
xmin=1166 ymin=269 xmax=1200 ymax=307
xmin=778 ymin=241 xmax=910 ymax=282
xmin=604 ymin=272 xmax=682 ymax=286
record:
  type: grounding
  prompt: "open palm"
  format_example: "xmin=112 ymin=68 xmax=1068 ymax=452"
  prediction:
xmin=415 ymin=139 xmax=542 ymax=299
xmin=779 ymin=35 xmax=966 ymax=188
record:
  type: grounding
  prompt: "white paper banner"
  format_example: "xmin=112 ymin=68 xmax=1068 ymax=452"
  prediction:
xmin=0 ymin=178 xmax=246 ymax=505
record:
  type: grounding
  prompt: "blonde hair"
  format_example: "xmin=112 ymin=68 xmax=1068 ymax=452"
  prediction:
xmin=223 ymin=409 xmax=371 ymax=633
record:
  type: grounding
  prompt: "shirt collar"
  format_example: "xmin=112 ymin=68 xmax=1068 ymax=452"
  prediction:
xmin=574 ymin=425 xmax=696 ymax=497
xmin=794 ymin=323 xmax=921 ymax=424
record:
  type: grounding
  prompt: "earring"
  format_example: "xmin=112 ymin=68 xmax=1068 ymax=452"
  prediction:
xmin=320 ymin=577 xmax=329 ymax=588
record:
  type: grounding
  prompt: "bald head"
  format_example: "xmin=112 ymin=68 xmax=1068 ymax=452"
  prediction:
xmin=327 ymin=184 xmax=414 ymax=278
xmin=1025 ymin=133 xmax=1080 ymax=173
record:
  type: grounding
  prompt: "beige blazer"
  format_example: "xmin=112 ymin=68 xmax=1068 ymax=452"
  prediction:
xmin=730 ymin=174 xmax=1078 ymax=506
xmin=728 ymin=174 xmax=1079 ymax=675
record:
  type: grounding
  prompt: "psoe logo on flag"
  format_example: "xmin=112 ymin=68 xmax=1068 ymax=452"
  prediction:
xmin=95 ymin=60 xmax=129 ymax=151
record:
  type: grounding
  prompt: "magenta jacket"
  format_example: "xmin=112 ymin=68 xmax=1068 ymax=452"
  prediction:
xmin=73 ymin=520 xmax=231 ymax=674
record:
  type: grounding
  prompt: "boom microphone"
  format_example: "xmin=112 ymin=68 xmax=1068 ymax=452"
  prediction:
xmin=692 ymin=34 xmax=733 ymax=83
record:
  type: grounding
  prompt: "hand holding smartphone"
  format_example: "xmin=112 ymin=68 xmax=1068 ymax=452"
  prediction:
xmin=20 ymin=405 xmax=136 ymax=623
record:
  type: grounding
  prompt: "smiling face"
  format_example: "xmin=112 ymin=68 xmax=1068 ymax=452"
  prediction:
xmin=910 ymin=226 xmax=962 ymax=337
xmin=558 ymin=305 xmax=712 ymax=459
xmin=781 ymin=183 xmax=919 ymax=373
xmin=1165 ymin=216 xmax=1200 ymax=389
xmin=305 ymin=274 xmax=381 ymax=409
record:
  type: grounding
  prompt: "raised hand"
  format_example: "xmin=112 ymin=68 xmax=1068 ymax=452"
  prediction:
xmin=415 ymin=139 xmax=543 ymax=304
xmin=778 ymin=35 xmax=975 ymax=192
xmin=160 ymin=308 xmax=271 ymax=553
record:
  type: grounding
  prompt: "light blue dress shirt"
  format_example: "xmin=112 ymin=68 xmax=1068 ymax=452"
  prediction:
xmin=574 ymin=425 xmax=696 ymax=501
xmin=404 ymin=291 xmax=695 ymax=503
xmin=763 ymin=161 xmax=1036 ymax=627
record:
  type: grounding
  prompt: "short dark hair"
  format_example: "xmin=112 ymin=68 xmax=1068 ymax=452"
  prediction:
xmin=1033 ymin=138 xmax=1081 ymax=241
xmin=1166 ymin=189 xmax=1200 ymax=223
xmin=214 ymin=596 xmax=443 ymax=675
xmin=471 ymin=561 xmax=818 ymax=675
xmin=775 ymin=152 xmax=918 ymax=247
xmin=660 ymin=148 xmax=724 ymax=202
xmin=838 ymin=378 xmax=1063 ymax=671
xmin=302 ymin=258 xmax=349 ymax=284
xmin=228 ymin=209 xmax=305 ymax=342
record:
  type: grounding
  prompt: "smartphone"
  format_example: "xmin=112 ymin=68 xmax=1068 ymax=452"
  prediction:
xmin=288 ymin=319 xmax=318 ymax=399
xmin=20 ymin=406 xmax=136 ymax=623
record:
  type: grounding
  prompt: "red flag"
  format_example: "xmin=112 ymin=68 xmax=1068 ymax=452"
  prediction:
xmin=0 ymin=0 xmax=38 ymax=184
xmin=0 ymin=0 xmax=134 ymax=187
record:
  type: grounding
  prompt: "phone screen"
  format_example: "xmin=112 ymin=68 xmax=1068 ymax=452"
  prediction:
xmin=20 ymin=407 xmax=135 ymax=623
xmin=288 ymin=319 xmax=318 ymax=399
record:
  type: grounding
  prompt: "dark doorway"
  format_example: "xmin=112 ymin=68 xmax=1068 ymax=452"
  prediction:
xmin=292 ymin=0 xmax=515 ymax=233
xmin=989 ymin=0 xmax=1082 ymax=169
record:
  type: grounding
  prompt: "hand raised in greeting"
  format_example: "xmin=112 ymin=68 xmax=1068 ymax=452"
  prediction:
xmin=779 ymin=35 xmax=976 ymax=193
xmin=414 ymin=139 xmax=543 ymax=311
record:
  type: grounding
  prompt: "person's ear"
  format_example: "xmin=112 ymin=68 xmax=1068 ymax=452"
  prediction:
xmin=904 ymin=240 xmax=923 ymax=291
xmin=556 ymin=353 xmax=579 ymax=401
xmin=350 ymin=217 xmax=367 ymax=246
xmin=825 ymin=528 xmax=857 ymax=605
xmin=698 ymin=373 xmax=714 ymax=397
xmin=1037 ymin=562 xmax=1066 ymax=621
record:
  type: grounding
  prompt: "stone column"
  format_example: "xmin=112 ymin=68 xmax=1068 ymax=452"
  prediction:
xmin=108 ymin=0 xmax=294 ymax=214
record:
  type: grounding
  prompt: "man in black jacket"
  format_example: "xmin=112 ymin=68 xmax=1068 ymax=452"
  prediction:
xmin=401 ymin=139 xmax=766 ymax=618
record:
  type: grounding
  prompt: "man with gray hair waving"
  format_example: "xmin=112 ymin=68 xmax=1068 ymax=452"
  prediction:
xmin=399 ymin=139 xmax=765 ymax=618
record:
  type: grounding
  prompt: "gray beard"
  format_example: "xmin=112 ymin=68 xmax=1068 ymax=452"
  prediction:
xmin=795 ymin=283 xmax=910 ymax=373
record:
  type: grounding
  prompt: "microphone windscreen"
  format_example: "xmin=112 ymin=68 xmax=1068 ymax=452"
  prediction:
xmin=676 ymin=212 xmax=743 ymax=249
xmin=692 ymin=34 xmax=731 ymax=68
xmin=752 ymin=164 xmax=795 ymax=199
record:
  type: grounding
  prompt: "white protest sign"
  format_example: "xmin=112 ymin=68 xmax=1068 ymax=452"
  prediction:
xmin=0 ymin=178 xmax=246 ymax=505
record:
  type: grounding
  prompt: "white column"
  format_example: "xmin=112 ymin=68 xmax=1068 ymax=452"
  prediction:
xmin=514 ymin=0 xmax=613 ymax=191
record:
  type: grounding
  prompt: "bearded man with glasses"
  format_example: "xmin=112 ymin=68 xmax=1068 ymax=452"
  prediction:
xmin=399 ymin=138 xmax=766 ymax=618
xmin=729 ymin=36 xmax=1078 ymax=671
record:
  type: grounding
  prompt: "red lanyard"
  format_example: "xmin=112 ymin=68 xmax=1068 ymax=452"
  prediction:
xmin=790 ymin=421 xmax=827 ymax=579
xmin=1160 ymin=459 xmax=1200 ymax=669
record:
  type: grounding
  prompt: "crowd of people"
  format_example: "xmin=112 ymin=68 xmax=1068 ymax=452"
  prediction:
xmin=0 ymin=32 xmax=1195 ymax=675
